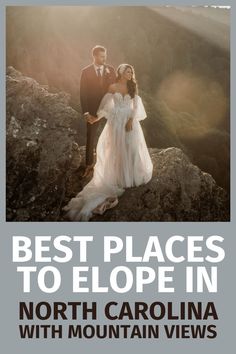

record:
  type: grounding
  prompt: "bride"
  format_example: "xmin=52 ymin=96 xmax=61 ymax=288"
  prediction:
xmin=62 ymin=63 xmax=153 ymax=221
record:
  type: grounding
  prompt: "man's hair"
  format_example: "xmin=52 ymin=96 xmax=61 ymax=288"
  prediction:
xmin=92 ymin=45 xmax=107 ymax=56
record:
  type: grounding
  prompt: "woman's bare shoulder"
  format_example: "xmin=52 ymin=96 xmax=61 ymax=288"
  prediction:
xmin=108 ymin=83 xmax=117 ymax=93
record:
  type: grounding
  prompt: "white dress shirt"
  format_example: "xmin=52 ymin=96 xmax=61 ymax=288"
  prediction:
xmin=93 ymin=63 xmax=104 ymax=76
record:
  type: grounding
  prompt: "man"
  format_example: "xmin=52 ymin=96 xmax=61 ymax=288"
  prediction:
xmin=80 ymin=45 xmax=116 ymax=177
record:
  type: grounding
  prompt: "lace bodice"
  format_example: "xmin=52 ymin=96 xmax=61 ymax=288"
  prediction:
xmin=113 ymin=92 xmax=132 ymax=103
xmin=97 ymin=92 xmax=147 ymax=121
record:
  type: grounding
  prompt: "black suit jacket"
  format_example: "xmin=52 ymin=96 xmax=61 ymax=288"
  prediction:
xmin=80 ymin=63 xmax=116 ymax=116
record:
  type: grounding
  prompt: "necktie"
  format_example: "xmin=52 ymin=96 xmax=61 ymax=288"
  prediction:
xmin=97 ymin=67 xmax=102 ymax=86
xmin=97 ymin=67 xmax=102 ymax=77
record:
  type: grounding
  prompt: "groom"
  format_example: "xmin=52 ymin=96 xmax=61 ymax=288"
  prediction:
xmin=80 ymin=45 xmax=116 ymax=177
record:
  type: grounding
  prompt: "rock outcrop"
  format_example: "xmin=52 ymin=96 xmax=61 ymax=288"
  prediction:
xmin=90 ymin=147 xmax=229 ymax=221
xmin=6 ymin=67 xmax=230 ymax=221
xmin=6 ymin=66 xmax=81 ymax=221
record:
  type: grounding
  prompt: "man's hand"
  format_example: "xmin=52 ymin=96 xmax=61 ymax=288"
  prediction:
xmin=125 ymin=118 xmax=133 ymax=132
xmin=87 ymin=114 xmax=100 ymax=124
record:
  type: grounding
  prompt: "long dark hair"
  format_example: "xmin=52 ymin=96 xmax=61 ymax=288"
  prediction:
xmin=116 ymin=64 xmax=138 ymax=99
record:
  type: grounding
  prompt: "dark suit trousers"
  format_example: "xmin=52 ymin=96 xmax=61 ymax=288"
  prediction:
xmin=86 ymin=119 xmax=101 ymax=165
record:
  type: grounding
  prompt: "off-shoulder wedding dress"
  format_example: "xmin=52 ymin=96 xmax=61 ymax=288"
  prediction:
xmin=62 ymin=92 xmax=153 ymax=221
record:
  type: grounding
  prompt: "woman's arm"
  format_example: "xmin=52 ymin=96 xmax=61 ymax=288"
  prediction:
xmin=96 ymin=91 xmax=115 ymax=122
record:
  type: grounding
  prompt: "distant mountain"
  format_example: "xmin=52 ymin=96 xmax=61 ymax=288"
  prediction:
xmin=149 ymin=6 xmax=230 ymax=50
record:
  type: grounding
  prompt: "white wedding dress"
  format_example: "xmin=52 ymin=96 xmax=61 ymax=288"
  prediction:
xmin=63 ymin=92 xmax=153 ymax=221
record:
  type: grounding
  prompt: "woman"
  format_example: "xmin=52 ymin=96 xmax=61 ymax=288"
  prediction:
xmin=62 ymin=63 xmax=153 ymax=221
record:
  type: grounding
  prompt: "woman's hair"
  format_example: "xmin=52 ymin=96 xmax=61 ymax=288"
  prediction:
xmin=116 ymin=64 xmax=138 ymax=99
